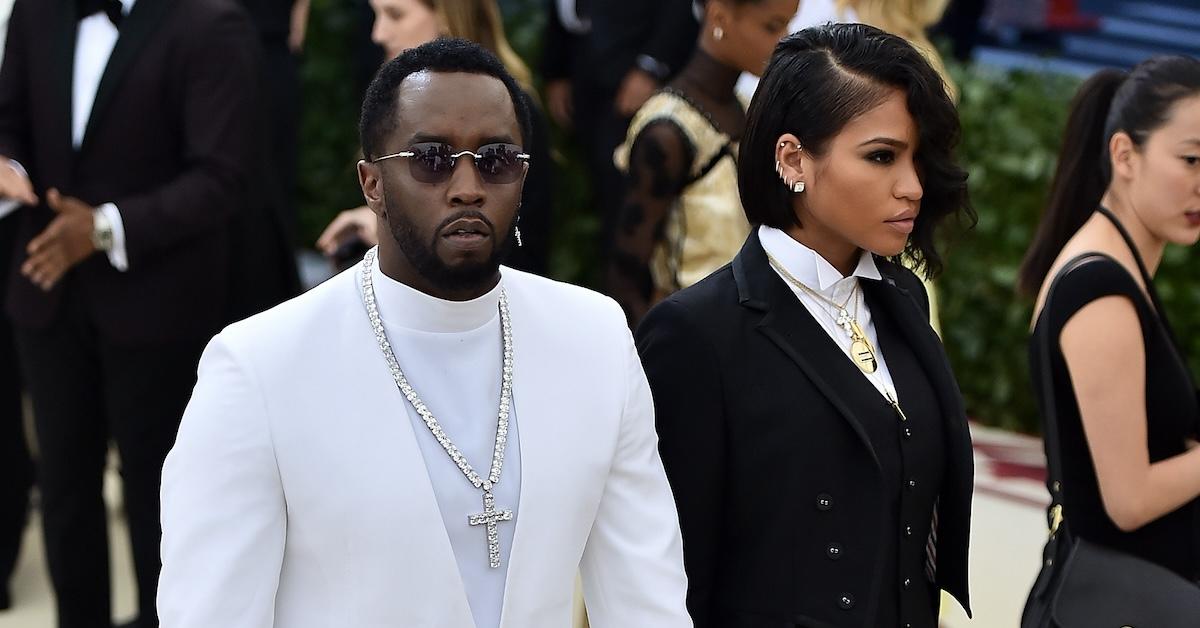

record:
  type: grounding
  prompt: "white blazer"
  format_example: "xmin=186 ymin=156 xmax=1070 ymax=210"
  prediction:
xmin=158 ymin=264 xmax=692 ymax=628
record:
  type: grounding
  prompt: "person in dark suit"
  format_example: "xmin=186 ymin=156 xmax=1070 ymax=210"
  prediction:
xmin=542 ymin=0 xmax=698 ymax=261
xmin=0 ymin=0 xmax=34 ymax=609
xmin=636 ymin=24 xmax=975 ymax=628
xmin=0 ymin=211 xmax=32 ymax=613
xmin=0 ymin=0 xmax=261 ymax=625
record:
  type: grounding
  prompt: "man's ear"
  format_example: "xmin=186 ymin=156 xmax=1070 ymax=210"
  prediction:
xmin=358 ymin=160 xmax=386 ymax=218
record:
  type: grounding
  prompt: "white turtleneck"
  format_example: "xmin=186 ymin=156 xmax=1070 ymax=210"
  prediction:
xmin=369 ymin=259 xmax=521 ymax=628
xmin=758 ymin=225 xmax=899 ymax=400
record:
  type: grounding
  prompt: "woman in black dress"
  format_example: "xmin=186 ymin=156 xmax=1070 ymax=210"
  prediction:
xmin=1019 ymin=56 xmax=1200 ymax=588
xmin=636 ymin=24 xmax=974 ymax=628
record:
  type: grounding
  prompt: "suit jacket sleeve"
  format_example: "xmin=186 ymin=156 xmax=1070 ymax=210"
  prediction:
xmin=635 ymin=298 xmax=725 ymax=628
xmin=0 ymin=0 xmax=31 ymax=165
xmin=579 ymin=306 xmax=692 ymax=628
xmin=115 ymin=6 xmax=259 ymax=267
xmin=641 ymin=0 xmax=698 ymax=77
xmin=158 ymin=335 xmax=285 ymax=628
xmin=541 ymin=0 xmax=574 ymax=82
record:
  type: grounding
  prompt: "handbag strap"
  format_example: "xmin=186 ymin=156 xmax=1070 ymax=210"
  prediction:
xmin=1037 ymin=252 xmax=1114 ymax=537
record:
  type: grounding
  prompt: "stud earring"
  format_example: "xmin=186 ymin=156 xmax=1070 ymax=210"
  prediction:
xmin=793 ymin=181 xmax=806 ymax=194
xmin=713 ymin=26 xmax=724 ymax=41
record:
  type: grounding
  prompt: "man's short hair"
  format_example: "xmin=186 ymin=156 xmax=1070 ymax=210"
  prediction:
xmin=359 ymin=38 xmax=534 ymax=161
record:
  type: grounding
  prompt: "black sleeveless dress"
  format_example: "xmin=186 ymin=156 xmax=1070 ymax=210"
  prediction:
xmin=1030 ymin=210 xmax=1200 ymax=581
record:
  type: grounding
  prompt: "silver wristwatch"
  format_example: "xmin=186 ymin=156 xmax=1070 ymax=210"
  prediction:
xmin=92 ymin=207 xmax=114 ymax=252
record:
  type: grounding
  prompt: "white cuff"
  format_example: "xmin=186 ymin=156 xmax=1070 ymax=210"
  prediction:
xmin=0 ymin=159 xmax=28 ymax=221
xmin=98 ymin=202 xmax=129 ymax=271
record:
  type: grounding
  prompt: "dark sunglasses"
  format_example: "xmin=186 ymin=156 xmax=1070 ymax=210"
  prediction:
xmin=371 ymin=142 xmax=530 ymax=185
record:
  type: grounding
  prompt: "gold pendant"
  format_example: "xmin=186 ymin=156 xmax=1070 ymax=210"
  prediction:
xmin=847 ymin=320 xmax=877 ymax=374
xmin=850 ymin=338 xmax=878 ymax=373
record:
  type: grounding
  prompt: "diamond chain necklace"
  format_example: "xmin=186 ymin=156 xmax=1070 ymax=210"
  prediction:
xmin=359 ymin=247 xmax=514 ymax=568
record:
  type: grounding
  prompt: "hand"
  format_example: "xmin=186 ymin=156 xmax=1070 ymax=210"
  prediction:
xmin=22 ymin=189 xmax=96 ymax=291
xmin=614 ymin=68 xmax=659 ymax=118
xmin=288 ymin=0 xmax=309 ymax=53
xmin=316 ymin=205 xmax=378 ymax=256
xmin=545 ymin=79 xmax=573 ymax=129
xmin=0 ymin=158 xmax=37 ymax=206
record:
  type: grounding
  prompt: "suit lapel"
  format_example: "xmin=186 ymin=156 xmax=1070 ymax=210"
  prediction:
xmin=496 ymin=277 xmax=558 ymax=627
xmin=80 ymin=0 xmax=178 ymax=153
xmin=862 ymin=269 xmax=968 ymax=432
xmin=51 ymin=0 xmax=77 ymax=168
xmin=733 ymin=232 xmax=881 ymax=470
xmin=336 ymin=269 xmax=476 ymax=625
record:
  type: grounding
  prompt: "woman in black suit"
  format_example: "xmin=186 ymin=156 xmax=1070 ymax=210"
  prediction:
xmin=636 ymin=24 xmax=975 ymax=628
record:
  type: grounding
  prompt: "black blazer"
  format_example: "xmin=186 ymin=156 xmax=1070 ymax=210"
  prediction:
xmin=636 ymin=231 xmax=973 ymax=628
xmin=542 ymin=0 xmax=698 ymax=91
xmin=0 ymin=0 xmax=263 ymax=343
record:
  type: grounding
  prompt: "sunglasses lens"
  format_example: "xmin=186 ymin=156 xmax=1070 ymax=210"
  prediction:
xmin=408 ymin=143 xmax=455 ymax=183
xmin=475 ymin=143 xmax=526 ymax=184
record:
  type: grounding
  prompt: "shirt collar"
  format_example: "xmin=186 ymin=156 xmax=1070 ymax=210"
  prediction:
xmin=758 ymin=224 xmax=882 ymax=292
xmin=119 ymin=0 xmax=136 ymax=15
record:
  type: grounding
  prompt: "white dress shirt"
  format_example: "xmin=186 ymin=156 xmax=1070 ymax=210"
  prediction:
xmin=758 ymin=224 xmax=900 ymax=400
xmin=370 ymin=260 xmax=521 ymax=628
xmin=0 ymin=0 xmax=132 ymax=267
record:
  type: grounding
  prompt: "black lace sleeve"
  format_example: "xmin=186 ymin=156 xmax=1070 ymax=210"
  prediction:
xmin=608 ymin=119 xmax=695 ymax=326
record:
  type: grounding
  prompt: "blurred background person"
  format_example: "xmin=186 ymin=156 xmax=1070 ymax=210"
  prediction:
xmin=237 ymin=0 xmax=310 ymax=239
xmin=0 ymin=0 xmax=32 ymax=614
xmin=607 ymin=0 xmax=797 ymax=324
xmin=317 ymin=0 xmax=554 ymax=276
xmin=0 ymin=0 xmax=261 ymax=625
xmin=638 ymin=24 xmax=975 ymax=627
xmin=543 ymin=0 xmax=698 ymax=270
xmin=734 ymin=0 xmax=858 ymax=100
xmin=1019 ymin=55 xmax=1200 ymax=619
xmin=840 ymin=0 xmax=957 ymax=100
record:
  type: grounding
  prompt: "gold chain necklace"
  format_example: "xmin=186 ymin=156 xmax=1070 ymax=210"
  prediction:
xmin=766 ymin=251 xmax=878 ymax=374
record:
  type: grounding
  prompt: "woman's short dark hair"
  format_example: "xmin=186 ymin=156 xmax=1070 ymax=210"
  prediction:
xmin=738 ymin=23 xmax=972 ymax=278
xmin=1016 ymin=55 xmax=1200 ymax=296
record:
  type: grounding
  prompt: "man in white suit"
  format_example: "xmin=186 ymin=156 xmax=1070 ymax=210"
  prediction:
xmin=158 ymin=38 xmax=692 ymax=628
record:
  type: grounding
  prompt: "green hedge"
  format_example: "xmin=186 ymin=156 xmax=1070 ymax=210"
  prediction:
xmin=296 ymin=3 xmax=1199 ymax=434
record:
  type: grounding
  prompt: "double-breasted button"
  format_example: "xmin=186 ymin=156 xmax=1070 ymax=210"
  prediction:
xmin=903 ymin=578 xmax=912 ymax=589
xmin=838 ymin=594 xmax=855 ymax=610
xmin=903 ymin=427 xmax=913 ymax=438
xmin=904 ymin=525 xmax=913 ymax=537
xmin=826 ymin=543 xmax=843 ymax=560
xmin=907 ymin=479 xmax=917 ymax=490
xmin=816 ymin=493 xmax=833 ymax=511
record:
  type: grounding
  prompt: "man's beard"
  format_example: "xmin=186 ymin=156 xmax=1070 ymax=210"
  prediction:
xmin=384 ymin=204 xmax=514 ymax=293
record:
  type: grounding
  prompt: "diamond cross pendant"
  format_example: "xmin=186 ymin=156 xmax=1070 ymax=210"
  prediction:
xmin=836 ymin=309 xmax=853 ymax=335
xmin=468 ymin=490 xmax=514 ymax=569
